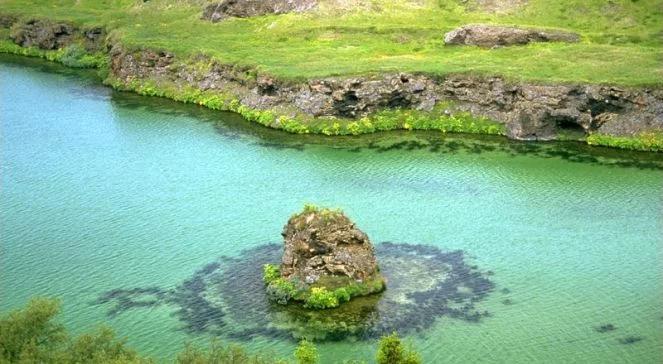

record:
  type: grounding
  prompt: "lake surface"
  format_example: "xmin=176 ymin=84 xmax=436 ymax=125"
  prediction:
xmin=1 ymin=54 xmax=662 ymax=363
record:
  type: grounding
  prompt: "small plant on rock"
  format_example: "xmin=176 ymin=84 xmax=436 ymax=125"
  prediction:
xmin=304 ymin=287 xmax=339 ymax=309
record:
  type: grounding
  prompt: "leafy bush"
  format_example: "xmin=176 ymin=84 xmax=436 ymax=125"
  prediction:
xmin=304 ymin=287 xmax=339 ymax=309
xmin=263 ymin=264 xmax=281 ymax=284
xmin=266 ymin=278 xmax=298 ymax=305
xmin=0 ymin=297 xmax=147 ymax=363
xmin=376 ymin=332 xmax=422 ymax=364
xmin=294 ymin=340 xmax=319 ymax=364
xmin=177 ymin=340 xmax=276 ymax=364
xmin=333 ymin=288 xmax=351 ymax=303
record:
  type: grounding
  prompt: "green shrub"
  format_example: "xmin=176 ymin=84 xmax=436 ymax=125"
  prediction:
xmin=304 ymin=287 xmax=339 ymax=309
xmin=266 ymin=278 xmax=298 ymax=305
xmin=333 ymin=287 xmax=351 ymax=303
xmin=263 ymin=264 xmax=281 ymax=284
xmin=376 ymin=332 xmax=422 ymax=364
xmin=0 ymin=297 xmax=147 ymax=363
xmin=294 ymin=340 xmax=319 ymax=364
xmin=177 ymin=340 xmax=276 ymax=364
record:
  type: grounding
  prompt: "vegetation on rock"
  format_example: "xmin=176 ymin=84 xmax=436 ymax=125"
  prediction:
xmin=263 ymin=205 xmax=386 ymax=309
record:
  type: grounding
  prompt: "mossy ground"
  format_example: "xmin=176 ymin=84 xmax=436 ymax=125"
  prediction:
xmin=0 ymin=0 xmax=660 ymax=86
xmin=263 ymin=264 xmax=386 ymax=310
xmin=0 ymin=0 xmax=661 ymax=151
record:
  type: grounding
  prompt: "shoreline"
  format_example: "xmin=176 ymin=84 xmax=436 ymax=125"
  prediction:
xmin=1 ymin=16 xmax=662 ymax=153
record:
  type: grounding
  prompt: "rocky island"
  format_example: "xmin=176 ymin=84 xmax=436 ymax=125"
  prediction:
xmin=263 ymin=205 xmax=385 ymax=309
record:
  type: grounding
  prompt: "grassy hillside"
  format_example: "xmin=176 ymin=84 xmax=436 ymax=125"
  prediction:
xmin=0 ymin=0 xmax=661 ymax=86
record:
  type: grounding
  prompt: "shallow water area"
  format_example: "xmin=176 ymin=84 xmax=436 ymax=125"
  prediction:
xmin=1 ymin=54 xmax=662 ymax=363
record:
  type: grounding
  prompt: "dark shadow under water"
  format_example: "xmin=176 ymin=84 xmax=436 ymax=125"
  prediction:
xmin=95 ymin=243 xmax=496 ymax=342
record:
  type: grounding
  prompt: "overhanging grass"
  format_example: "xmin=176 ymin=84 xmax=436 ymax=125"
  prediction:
xmin=587 ymin=132 xmax=663 ymax=152
xmin=0 ymin=0 xmax=661 ymax=86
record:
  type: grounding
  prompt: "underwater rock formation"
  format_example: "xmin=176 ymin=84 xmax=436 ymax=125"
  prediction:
xmin=444 ymin=24 xmax=579 ymax=48
xmin=95 ymin=242 xmax=496 ymax=341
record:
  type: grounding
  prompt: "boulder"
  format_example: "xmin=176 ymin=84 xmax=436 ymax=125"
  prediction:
xmin=444 ymin=24 xmax=579 ymax=47
xmin=0 ymin=14 xmax=18 ymax=28
xmin=202 ymin=0 xmax=317 ymax=22
xmin=280 ymin=206 xmax=381 ymax=285
xmin=10 ymin=19 xmax=77 ymax=50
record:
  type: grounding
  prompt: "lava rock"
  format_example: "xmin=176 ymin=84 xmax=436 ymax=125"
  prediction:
xmin=0 ymin=14 xmax=18 ymax=28
xmin=280 ymin=207 xmax=381 ymax=285
xmin=10 ymin=19 xmax=77 ymax=50
xmin=444 ymin=24 xmax=579 ymax=47
xmin=202 ymin=0 xmax=317 ymax=22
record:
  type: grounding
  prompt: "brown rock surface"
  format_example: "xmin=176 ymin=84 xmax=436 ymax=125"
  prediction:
xmin=280 ymin=207 xmax=380 ymax=285
xmin=444 ymin=24 xmax=579 ymax=47
xmin=202 ymin=0 xmax=317 ymax=22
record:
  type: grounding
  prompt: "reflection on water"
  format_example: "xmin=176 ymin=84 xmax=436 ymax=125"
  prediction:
xmin=96 ymin=243 xmax=496 ymax=341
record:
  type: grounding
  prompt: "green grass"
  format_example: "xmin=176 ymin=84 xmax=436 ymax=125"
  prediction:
xmin=0 ymin=0 xmax=661 ymax=86
xmin=586 ymin=132 xmax=663 ymax=152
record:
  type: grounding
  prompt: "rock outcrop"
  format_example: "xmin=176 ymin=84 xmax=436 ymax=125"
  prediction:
xmin=280 ymin=207 xmax=381 ymax=285
xmin=440 ymin=76 xmax=663 ymax=140
xmin=202 ymin=0 xmax=317 ymax=22
xmin=0 ymin=14 xmax=17 ymax=28
xmin=444 ymin=24 xmax=579 ymax=47
xmin=10 ymin=19 xmax=76 ymax=50
xmin=8 ymin=19 xmax=105 ymax=51
xmin=108 ymin=44 xmax=663 ymax=142
xmin=463 ymin=0 xmax=528 ymax=13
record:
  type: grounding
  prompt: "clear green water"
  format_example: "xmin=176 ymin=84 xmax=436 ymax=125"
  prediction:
xmin=1 ymin=55 xmax=662 ymax=363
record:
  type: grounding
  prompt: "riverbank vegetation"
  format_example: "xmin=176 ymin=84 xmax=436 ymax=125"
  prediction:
xmin=0 ymin=0 xmax=660 ymax=152
xmin=0 ymin=0 xmax=661 ymax=86
xmin=0 ymin=298 xmax=421 ymax=363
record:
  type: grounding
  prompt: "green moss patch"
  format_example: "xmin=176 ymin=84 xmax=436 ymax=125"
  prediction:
xmin=263 ymin=264 xmax=386 ymax=310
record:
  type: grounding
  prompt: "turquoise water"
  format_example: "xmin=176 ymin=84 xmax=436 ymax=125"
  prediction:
xmin=1 ymin=55 xmax=662 ymax=363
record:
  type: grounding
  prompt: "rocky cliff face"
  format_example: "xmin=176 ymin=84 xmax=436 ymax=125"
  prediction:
xmin=280 ymin=208 xmax=380 ymax=285
xmin=8 ymin=19 xmax=105 ymax=51
xmin=5 ymin=18 xmax=662 ymax=145
xmin=107 ymin=44 xmax=663 ymax=141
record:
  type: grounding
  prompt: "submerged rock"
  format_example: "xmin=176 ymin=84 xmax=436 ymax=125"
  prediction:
xmin=202 ymin=0 xmax=317 ymax=22
xmin=281 ymin=206 xmax=380 ymax=285
xmin=444 ymin=24 xmax=579 ymax=47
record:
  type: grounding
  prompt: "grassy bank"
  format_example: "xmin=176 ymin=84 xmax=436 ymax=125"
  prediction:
xmin=0 ymin=0 xmax=661 ymax=152
xmin=0 ymin=0 xmax=661 ymax=86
